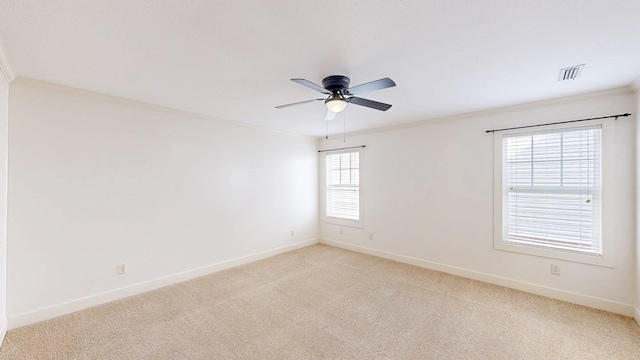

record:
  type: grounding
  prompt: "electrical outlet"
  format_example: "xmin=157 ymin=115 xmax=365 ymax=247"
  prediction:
xmin=290 ymin=230 xmax=295 ymax=237
xmin=339 ymin=228 xmax=343 ymax=235
xmin=117 ymin=263 xmax=127 ymax=275
xmin=369 ymin=233 xmax=374 ymax=241
xmin=550 ymin=264 xmax=560 ymax=275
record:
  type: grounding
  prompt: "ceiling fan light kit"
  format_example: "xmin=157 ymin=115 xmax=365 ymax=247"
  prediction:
xmin=276 ymin=75 xmax=396 ymax=115
xmin=325 ymin=96 xmax=347 ymax=113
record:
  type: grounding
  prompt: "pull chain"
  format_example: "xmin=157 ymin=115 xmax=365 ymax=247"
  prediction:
xmin=326 ymin=115 xmax=329 ymax=140
xmin=343 ymin=107 xmax=347 ymax=143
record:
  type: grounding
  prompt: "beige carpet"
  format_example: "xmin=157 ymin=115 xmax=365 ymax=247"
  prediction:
xmin=1 ymin=244 xmax=639 ymax=359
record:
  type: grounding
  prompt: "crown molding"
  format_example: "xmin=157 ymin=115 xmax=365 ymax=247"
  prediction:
xmin=0 ymin=36 xmax=16 ymax=82
xmin=14 ymin=77 xmax=317 ymax=140
xmin=337 ymin=86 xmax=634 ymax=139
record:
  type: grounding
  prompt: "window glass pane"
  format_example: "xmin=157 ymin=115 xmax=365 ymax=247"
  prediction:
xmin=502 ymin=126 xmax=601 ymax=255
xmin=326 ymin=151 xmax=360 ymax=221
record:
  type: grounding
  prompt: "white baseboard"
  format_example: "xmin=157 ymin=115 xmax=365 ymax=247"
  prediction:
xmin=634 ymin=306 xmax=640 ymax=327
xmin=8 ymin=238 xmax=319 ymax=330
xmin=321 ymin=238 xmax=635 ymax=317
xmin=0 ymin=317 xmax=6 ymax=345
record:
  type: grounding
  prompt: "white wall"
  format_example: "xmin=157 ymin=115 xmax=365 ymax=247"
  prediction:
xmin=7 ymin=79 xmax=318 ymax=328
xmin=5 ymin=78 xmax=636 ymax=329
xmin=320 ymin=89 xmax=637 ymax=315
xmin=635 ymin=88 xmax=640 ymax=325
xmin=0 ymin=65 xmax=9 ymax=339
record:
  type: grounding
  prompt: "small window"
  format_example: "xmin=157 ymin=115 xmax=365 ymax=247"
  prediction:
xmin=494 ymin=121 xmax=615 ymax=267
xmin=325 ymin=149 xmax=362 ymax=226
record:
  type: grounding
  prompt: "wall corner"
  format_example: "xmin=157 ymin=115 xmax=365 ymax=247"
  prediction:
xmin=631 ymin=76 xmax=640 ymax=94
xmin=0 ymin=36 xmax=16 ymax=83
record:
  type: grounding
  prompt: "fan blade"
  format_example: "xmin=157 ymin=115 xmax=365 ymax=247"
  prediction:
xmin=347 ymin=77 xmax=396 ymax=95
xmin=291 ymin=79 xmax=330 ymax=94
xmin=348 ymin=97 xmax=392 ymax=111
xmin=325 ymin=109 xmax=337 ymax=121
xmin=275 ymin=98 xmax=324 ymax=109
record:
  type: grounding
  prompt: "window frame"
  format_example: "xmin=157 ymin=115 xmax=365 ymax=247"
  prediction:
xmin=493 ymin=119 xmax=616 ymax=267
xmin=322 ymin=148 xmax=364 ymax=228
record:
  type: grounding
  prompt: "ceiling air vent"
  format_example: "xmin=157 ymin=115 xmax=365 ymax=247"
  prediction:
xmin=558 ymin=64 xmax=585 ymax=81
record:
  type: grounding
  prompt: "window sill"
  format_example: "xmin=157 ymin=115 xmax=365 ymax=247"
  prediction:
xmin=494 ymin=240 xmax=615 ymax=268
xmin=323 ymin=216 xmax=364 ymax=229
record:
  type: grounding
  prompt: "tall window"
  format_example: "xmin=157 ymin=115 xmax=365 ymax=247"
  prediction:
xmin=494 ymin=121 xmax=614 ymax=266
xmin=325 ymin=150 xmax=360 ymax=223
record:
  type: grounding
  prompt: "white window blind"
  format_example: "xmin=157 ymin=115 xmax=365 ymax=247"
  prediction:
xmin=502 ymin=126 xmax=602 ymax=255
xmin=326 ymin=151 xmax=360 ymax=221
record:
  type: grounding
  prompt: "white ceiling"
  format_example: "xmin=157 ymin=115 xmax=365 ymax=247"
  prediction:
xmin=1 ymin=1 xmax=639 ymax=137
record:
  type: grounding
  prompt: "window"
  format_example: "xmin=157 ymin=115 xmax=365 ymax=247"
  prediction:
xmin=494 ymin=121 xmax=615 ymax=267
xmin=324 ymin=149 xmax=362 ymax=226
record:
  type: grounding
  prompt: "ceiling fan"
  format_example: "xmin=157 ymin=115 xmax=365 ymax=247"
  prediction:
xmin=276 ymin=75 xmax=396 ymax=120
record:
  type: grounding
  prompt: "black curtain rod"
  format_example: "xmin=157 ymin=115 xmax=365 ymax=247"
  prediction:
xmin=318 ymin=145 xmax=366 ymax=153
xmin=485 ymin=113 xmax=632 ymax=133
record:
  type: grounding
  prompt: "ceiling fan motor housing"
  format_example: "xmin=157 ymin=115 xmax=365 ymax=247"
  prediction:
xmin=276 ymin=75 xmax=394 ymax=112
xmin=322 ymin=75 xmax=350 ymax=93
